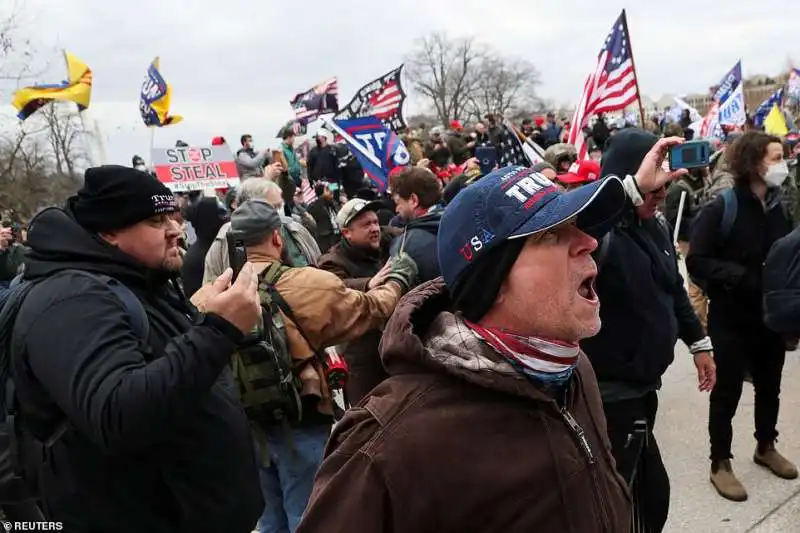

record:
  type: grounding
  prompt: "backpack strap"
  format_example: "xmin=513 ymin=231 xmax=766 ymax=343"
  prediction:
xmin=719 ymin=188 xmax=737 ymax=240
xmin=266 ymin=285 xmax=329 ymax=372
xmin=65 ymin=271 xmax=150 ymax=342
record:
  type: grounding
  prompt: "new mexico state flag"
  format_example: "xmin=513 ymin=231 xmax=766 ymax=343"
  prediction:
xmin=11 ymin=51 xmax=92 ymax=120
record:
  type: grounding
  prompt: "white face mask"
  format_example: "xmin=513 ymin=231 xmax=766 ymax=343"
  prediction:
xmin=764 ymin=160 xmax=789 ymax=187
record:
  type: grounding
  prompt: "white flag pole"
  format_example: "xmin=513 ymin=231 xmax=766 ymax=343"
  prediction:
xmin=673 ymin=190 xmax=687 ymax=248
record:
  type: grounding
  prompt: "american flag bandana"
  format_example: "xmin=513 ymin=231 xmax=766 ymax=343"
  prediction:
xmin=465 ymin=320 xmax=579 ymax=385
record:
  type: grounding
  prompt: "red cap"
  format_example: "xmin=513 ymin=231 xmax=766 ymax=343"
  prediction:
xmin=557 ymin=159 xmax=601 ymax=185
xmin=450 ymin=120 xmax=463 ymax=131
xmin=534 ymin=116 xmax=545 ymax=127
xmin=211 ymin=136 xmax=226 ymax=146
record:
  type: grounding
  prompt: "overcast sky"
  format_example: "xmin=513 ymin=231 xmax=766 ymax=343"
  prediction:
xmin=0 ymin=0 xmax=797 ymax=165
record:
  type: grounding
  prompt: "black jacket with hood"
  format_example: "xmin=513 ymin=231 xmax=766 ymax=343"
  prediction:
xmin=389 ymin=207 xmax=443 ymax=283
xmin=580 ymin=129 xmax=705 ymax=391
xmin=688 ymin=180 xmax=792 ymax=327
xmin=181 ymin=198 xmax=227 ymax=297
xmin=11 ymin=206 xmax=262 ymax=532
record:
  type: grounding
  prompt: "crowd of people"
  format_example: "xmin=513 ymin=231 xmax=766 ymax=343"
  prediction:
xmin=0 ymin=108 xmax=800 ymax=533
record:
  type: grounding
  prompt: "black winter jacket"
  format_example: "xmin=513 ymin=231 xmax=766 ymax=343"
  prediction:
xmin=11 ymin=206 xmax=262 ymax=532
xmin=389 ymin=208 xmax=442 ymax=284
xmin=581 ymin=211 xmax=705 ymax=386
xmin=687 ymin=183 xmax=792 ymax=326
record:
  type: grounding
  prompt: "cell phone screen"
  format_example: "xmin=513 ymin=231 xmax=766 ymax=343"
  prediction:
xmin=226 ymin=232 xmax=247 ymax=283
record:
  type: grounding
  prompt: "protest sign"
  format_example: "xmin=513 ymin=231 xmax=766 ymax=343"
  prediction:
xmin=152 ymin=145 xmax=239 ymax=192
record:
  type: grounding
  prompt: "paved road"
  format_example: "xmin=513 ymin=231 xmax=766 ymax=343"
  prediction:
xmin=658 ymin=343 xmax=800 ymax=532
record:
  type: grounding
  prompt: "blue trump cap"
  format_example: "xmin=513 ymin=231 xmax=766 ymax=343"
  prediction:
xmin=437 ymin=165 xmax=626 ymax=288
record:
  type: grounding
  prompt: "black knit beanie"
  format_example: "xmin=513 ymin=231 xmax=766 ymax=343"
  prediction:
xmin=71 ymin=165 xmax=178 ymax=232
xmin=450 ymin=238 xmax=526 ymax=322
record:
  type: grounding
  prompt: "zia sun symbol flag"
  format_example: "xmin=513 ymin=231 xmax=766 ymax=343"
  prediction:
xmin=11 ymin=51 xmax=92 ymax=120
xmin=139 ymin=57 xmax=183 ymax=127
xmin=330 ymin=116 xmax=410 ymax=192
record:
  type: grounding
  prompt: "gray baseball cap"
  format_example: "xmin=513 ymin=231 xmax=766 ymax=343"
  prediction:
xmin=230 ymin=199 xmax=283 ymax=246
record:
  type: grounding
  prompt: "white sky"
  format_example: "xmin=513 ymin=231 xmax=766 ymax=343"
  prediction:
xmin=0 ymin=0 xmax=797 ymax=164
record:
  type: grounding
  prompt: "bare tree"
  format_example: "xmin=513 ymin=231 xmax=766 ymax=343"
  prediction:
xmin=406 ymin=33 xmax=542 ymax=127
xmin=0 ymin=1 xmax=37 ymax=86
xmin=405 ymin=33 xmax=483 ymax=127
xmin=40 ymin=102 xmax=90 ymax=178
xmin=466 ymin=56 xmax=540 ymax=121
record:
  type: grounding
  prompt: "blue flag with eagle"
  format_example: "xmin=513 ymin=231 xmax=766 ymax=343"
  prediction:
xmin=330 ymin=116 xmax=410 ymax=192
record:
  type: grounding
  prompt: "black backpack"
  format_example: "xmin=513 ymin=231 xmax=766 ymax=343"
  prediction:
xmin=0 ymin=270 xmax=148 ymax=505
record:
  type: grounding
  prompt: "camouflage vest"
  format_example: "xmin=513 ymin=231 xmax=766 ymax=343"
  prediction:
xmin=231 ymin=261 xmax=302 ymax=427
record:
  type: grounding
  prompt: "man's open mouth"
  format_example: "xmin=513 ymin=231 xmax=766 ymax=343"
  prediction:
xmin=577 ymin=275 xmax=598 ymax=302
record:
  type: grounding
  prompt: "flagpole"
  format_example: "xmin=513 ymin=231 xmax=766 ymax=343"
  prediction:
xmin=621 ymin=9 xmax=646 ymax=127
xmin=93 ymin=118 xmax=109 ymax=164
xmin=149 ymin=127 xmax=156 ymax=167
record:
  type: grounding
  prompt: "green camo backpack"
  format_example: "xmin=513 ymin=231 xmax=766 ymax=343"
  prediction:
xmin=231 ymin=262 xmax=302 ymax=427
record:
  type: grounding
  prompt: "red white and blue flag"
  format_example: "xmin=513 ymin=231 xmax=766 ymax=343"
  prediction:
xmin=568 ymin=10 xmax=639 ymax=160
xmin=329 ymin=116 xmax=410 ymax=192
xmin=290 ymin=78 xmax=339 ymax=125
xmin=335 ymin=66 xmax=407 ymax=132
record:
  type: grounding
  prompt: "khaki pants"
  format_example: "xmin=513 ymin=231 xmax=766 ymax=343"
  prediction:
xmin=678 ymin=241 xmax=708 ymax=331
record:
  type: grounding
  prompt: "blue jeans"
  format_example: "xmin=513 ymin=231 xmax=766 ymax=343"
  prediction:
xmin=254 ymin=424 xmax=331 ymax=533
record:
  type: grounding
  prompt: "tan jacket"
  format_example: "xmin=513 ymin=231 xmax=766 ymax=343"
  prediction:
xmin=192 ymin=253 xmax=402 ymax=414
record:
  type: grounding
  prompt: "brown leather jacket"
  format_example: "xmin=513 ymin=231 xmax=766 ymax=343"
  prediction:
xmin=297 ymin=279 xmax=631 ymax=533
xmin=318 ymin=229 xmax=398 ymax=403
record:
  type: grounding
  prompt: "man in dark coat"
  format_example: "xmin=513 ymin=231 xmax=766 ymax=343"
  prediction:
xmin=8 ymin=166 xmax=263 ymax=532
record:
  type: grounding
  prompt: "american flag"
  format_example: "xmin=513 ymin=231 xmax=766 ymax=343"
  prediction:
xmin=498 ymin=122 xmax=534 ymax=168
xmin=290 ymin=78 xmax=339 ymax=125
xmin=335 ymin=66 xmax=407 ymax=132
xmin=568 ymin=10 xmax=639 ymax=160
xmin=299 ymin=177 xmax=317 ymax=205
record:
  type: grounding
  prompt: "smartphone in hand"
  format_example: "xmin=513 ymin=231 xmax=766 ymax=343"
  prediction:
xmin=226 ymin=231 xmax=247 ymax=283
xmin=669 ymin=140 xmax=710 ymax=170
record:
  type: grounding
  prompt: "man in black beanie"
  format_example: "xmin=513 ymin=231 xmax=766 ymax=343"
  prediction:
xmin=3 ymin=165 xmax=264 ymax=532
xmin=580 ymin=129 xmax=716 ymax=532
xmin=297 ymin=137 xmax=688 ymax=533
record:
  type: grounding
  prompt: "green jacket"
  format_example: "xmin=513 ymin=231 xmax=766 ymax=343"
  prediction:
xmin=282 ymin=143 xmax=302 ymax=184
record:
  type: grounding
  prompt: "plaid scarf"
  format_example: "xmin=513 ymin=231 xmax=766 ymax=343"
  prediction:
xmin=464 ymin=320 xmax=580 ymax=387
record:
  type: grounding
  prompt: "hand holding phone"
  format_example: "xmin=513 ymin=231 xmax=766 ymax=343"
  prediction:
xmin=226 ymin=231 xmax=247 ymax=283
xmin=669 ymin=140 xmax=710 ymax=171
xmin=475 ymin=146 xmax=498 ymax=175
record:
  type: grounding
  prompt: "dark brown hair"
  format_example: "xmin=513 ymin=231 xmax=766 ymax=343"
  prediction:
xmin=390 ymin=167 xmax=442 ymax=208
xmin=726 ymin=131 xmax=783 ymax=185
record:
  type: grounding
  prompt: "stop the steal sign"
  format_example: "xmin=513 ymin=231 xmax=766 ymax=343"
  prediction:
xmin=152 ymin=146 xmax=240 ymax=192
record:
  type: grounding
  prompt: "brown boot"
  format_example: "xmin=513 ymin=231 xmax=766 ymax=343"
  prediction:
xmin=754 ymin=444 xmax=799 ymax=480
xmin=710 ymin=460 xmax=748 ymax=502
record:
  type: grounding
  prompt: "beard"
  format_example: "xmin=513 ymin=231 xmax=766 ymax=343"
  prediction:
xmin=160 ymin=245 xmax=184 ymax=272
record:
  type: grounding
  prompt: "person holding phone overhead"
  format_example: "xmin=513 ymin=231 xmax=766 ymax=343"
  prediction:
xmin=296 ymin=139 xmax=689 ymax=533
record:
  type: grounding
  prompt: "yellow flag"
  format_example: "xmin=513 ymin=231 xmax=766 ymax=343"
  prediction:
xmin=11 ymin=51 xmax=92 ymax=120
xmin=764 ymin=104 xmax=788 ymax=136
